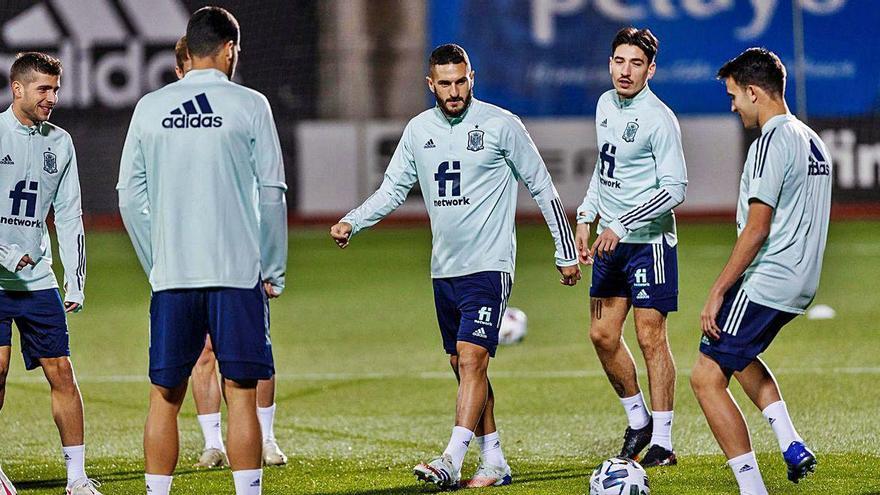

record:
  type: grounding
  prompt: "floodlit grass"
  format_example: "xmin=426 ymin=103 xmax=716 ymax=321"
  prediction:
xmin=1 ymin=221 xmax=878 ymax=494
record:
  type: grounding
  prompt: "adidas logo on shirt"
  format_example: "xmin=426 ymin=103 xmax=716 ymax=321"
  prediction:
xmin=0 ymin=154 xmax=13 ymax=165
xmin=636 ymin=289 xmax=650 ymax=300
xmin=472 ymin=327 xmax=487 ymax=338
xmin=162 ymin=93 xmax=223 ymax=129
xmin=424 ymin=139 xmax=436 ymax=149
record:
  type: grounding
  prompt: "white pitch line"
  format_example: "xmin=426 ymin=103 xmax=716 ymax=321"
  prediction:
xmin=8 ymin=367 xmax=880 ymax=384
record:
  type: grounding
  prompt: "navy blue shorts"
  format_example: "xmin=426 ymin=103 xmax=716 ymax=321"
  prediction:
xmin=699 ymin=279 xmax=797 ymax=372
xmin=149 ymin=281 xmax=274 ymax=388
xmin=433 ymin=271 xmax=512 ymax=358
xmin=590 ymin=238 xmax=678 ymax=313
xmin=0 ymin=289 xmax=70 ymax=370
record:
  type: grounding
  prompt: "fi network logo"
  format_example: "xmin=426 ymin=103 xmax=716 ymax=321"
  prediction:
xmin=0 ymin=0 xmax=189 ymax=109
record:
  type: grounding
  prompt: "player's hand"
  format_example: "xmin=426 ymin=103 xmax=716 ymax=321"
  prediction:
xmin=575 ymin=223 xmax=594 ymax=265
xmin=700 ymin=291 xmax=724 ymax=340
xmin=64 ymin=301 xmax=81 ymax=313
xmin=330 ymin=222 xmax=352 ymax=249
xmin=557 ymin=264 xmax=581 ymax=286
xmin=263 ymin=281 xmax=280 ymax=299
xmin=16 ymin=254 xmax=35 ymax=272
xmin=590 ymin=229 xmax=620 ymax=260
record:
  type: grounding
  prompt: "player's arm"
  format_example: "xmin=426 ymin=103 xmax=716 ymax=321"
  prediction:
xmin=52 ymin=141 xmax=86 ymax=312
xmin=252 ymin=95 xmax=288 ymax=297
xmin=500 ymin=116 xmax=580 ymax=286
xmin=331 ymin=123 xmax=418 ymax=248
xmin=575 ymin=158 xmax=601 ymax=265
xmin=701 ymin=138 xmax=786 ymax=338
xmin=594 ymin=111 xmax=688 ymax=257
xmin=117 ymin=102 xmax=152 ymax=276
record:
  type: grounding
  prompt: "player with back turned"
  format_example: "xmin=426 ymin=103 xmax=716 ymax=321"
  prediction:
xmin=690 ymin=47 xmax=829 ymax=495
xmin=330 ymin=44 xmax=580 ymax=489
xmin=118 ymin=7 xmax=288 ymax=495
xmin=172 ymin=35 xmax=288 ymax=472
xmin=575 ymin=27 xmax=687 ymax=467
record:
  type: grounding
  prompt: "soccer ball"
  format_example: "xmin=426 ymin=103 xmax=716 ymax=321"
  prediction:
xmin=589 ymin=457 xmax=650 ymax=495
xmin=498 ymin=307 xmax=527 ymax=345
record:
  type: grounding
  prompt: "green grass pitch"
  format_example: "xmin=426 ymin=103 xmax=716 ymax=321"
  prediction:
xmin=1 ymin=221 xmax=878 ymax=494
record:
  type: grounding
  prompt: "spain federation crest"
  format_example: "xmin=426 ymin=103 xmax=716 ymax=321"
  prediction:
xmin=622 ymin=121 xmax=639 ymax=143
xmin=467 ymin=129 xmax=484 ymax=152
xmin=43 ymin=149 xmax=57 ymax=174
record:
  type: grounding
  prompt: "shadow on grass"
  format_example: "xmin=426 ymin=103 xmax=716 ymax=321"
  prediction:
xmin=12 ymin=467 xmax=209 ymax=490
xmin=307 ymin=467 xmax=585 ymax=495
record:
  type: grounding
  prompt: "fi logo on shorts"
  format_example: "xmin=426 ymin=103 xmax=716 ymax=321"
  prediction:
xmin=474 ymin=306 xmax=493 ymax=327
xmin=162 ymin=93 xmax=223 ymax=129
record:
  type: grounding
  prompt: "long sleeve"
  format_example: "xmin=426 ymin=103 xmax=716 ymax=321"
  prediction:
xmin=52 ymin=143 xmax=86 ymax=305
xmin=0 ymin=242 xmax=26 ymax=273
xmin=576 ymin=158 xmax=601 ymax=224
xmin=341 ymin=124 xmax=418 ymax=236
xmin=252 ymin=95 xmax=289 ymax=294
xmin=117 ymin=103 xmax=152 ymax=276
xmin=606 ymin=110 xmax=688 ymax=238
xmin=500 ymin=116 xmax=577 ymax=266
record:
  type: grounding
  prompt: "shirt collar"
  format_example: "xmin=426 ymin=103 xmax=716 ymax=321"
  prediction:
xmin=181 ymin=68 xmax=230 ymax=82
xmin=613 ymin=84 xmax=651 ymax=109
xmin=761 ymin=113 xmax=795 ymax=134
xmin=1 ymin=105 xmax=43 ymax=135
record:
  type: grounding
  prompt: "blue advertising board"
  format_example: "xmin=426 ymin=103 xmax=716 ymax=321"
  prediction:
xmin=429 ymin=0 xmax=880 ymax=116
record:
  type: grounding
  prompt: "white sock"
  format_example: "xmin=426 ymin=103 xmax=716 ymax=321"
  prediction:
xmin=257 ymin=404 xmax=276 ymax=443
xmin=620 ymin=392 xmax=651 ymax=429
xmin=232 ymin=468 xmax=262 ymax=495
xmin=476 ymin=431 xmax=507 ymax=467
xmin=650 ymin=411 xmax=674 ymax=451
xmin=62 ymin=445 xmax=86 ymax=485
xmin=197 ymin=412 xmax=226 ymax=451
xmin=728 ymin=451 xmax=768 ymax=495
xmin=761 ymin=400 xmax=803 ymax=453
xmin=442 ymin=426 xmax=474 ymax=472
xmin=145 ymin=474 xmax=172 ymax=495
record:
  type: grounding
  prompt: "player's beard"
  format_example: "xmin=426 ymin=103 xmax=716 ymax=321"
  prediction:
xmin=436 ymin=90 xmax=472 ymax=118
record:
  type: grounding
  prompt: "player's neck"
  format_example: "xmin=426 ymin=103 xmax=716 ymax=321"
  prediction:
xmin=10 ymin=103 xmax=37 ymax=127
xmin=757 ymin=100 xmax=789 ymax=129
xmin=189 ymin=56 xmax=231 ymax=78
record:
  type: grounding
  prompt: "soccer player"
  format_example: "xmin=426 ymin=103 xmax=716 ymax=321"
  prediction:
xmin=118 ymin=7 xmax=288 ymax=495
xmin=575 ymin=27 xmax=687 ymax=467
xmin=330 ymin=44 xmax=580 ymax=489
xmin=690 ymin=47 xmax=828 ymax=495
xmin=0 ymin=52 xmax=101 ymax=495
xmin=172 ymin=35 xmax=288 ymax=470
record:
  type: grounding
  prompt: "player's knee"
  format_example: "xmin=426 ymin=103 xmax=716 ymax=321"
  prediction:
xmin=589 ymin=327 xmax=619 ymax=352
xmin=42 ymin=358 xmax=77 ymax=391
xmin=456 ymin=351 xmax=488 ymax=377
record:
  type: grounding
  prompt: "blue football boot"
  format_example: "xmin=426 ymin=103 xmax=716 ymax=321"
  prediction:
xmin=783 ymin=441 xmax=816 ymax=483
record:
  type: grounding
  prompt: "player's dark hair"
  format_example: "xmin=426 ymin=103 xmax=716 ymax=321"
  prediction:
xmin=611 ymin=27 xmax=658 ymax=64
xmin=429 ymin=44 xmax=470 ymax=67
xmin=717 ymin=47 xmax=786 ymax=97
xmin=185 ymin=6 xmax=240 ymax=58
xmin=174 ymin=36 xmax=189 ymax=71
xmin=10 ymin=52 xmax=62 ymax=83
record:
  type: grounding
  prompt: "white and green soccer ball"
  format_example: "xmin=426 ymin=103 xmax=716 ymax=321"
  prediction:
xmin=589 ymin=457 xmax=650 ymax=495
xmin=498 ymin=307 xmax=527 ymax=345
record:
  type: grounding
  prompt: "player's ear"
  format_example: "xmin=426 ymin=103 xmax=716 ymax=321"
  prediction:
xmin=225 ymin=41 xmax=235 ymax=61
xmin=469 ymin=70 xmax=475 ymax=88
xmin=746 ymin=85 xmax=759 ymax=104
xmin=11 ymin=80 xmax=22 ymax=99
xmin=646 ymin=62 xmax=656 ymax=80
xmin=426 ymin=75 xmax=435 ymax=94
xmin=608 ymin=57 xmax=613 ymax=75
